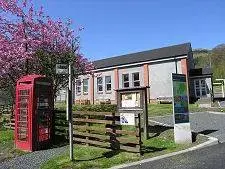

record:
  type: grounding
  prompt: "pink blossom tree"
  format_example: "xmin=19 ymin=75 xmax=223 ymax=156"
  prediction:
xmin=0 ymin=0 xmax=93 ymax=102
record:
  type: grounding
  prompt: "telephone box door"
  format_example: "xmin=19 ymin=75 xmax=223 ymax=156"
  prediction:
xmin=15 ymin=86 xmax=32 ymax=151
xmin=36 ymin=82 xmax=53 ymax=148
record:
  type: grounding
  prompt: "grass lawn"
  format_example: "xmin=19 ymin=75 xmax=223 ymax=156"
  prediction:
xmin=0 ymin=128 xmax=26 ymax=162
xmin=148 ymin=103 xmax=225 ymax=117
xmin=41 ymin=127 xmax=207 ymax=169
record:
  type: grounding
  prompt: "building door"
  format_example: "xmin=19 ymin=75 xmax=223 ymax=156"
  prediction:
xmin=194 ymin=79 xmax=207 ymax=98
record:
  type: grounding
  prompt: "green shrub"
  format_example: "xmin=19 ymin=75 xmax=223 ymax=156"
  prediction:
xmin=0 ymin=116 xmax=9 ymax=129
xmin=55 ymin=103 xmax=117 ymax=112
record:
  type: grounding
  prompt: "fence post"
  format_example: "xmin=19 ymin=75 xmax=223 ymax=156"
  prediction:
xmin=109 ymin=111 xmax=119 ymax=150
xmin=86 ymin=115 xmax=90 ymax=145
xmin=137 ymin=113 xmax=143 ymax=155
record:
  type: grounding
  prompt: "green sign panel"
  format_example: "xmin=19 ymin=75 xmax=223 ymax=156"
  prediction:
xmin=172 ymin=73 xmax=189 ymax=124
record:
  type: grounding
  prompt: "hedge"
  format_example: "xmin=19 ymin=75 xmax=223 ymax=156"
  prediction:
xmin=55 ymin=103 xmax=117 ymax=113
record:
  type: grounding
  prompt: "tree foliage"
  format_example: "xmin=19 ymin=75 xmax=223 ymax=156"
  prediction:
xmin=0 ymin=0 xmax=93 ymax=102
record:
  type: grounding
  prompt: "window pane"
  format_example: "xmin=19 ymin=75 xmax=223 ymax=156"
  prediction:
xmin=76 ymin=80 xmax=81 ymax=86
xmin=134 ymin=81 xmax=140 ymax=87
xmin=196 ymin=89 xmax=200 ymax=96
xmin=83 ymin=86 xmax=88 ymax=93
xmin=105 ymin=76 xmax=111 ymax=91
xmin=106 ymin=84 xmax=111 ymax=91
xmin=195 ymin=80 xmax=200 ymax=88
xmin=201 ymin=80 xmax=205 ymax=85
xmin=83 ymin=79 xmax=88 ymax=86
xmin=83 ymin=79 xmax=88 ymax=93
xmin=97 ymin=77 xmax=103 ymax=92
xmin=76 ymin=80 xmax=81 ymax=94
xmin=133 ymin=72 xmax=139 ymax=81
xmin=123 ymin=74 xmax=129 ymax=82
xmin=77 ymin=87 xmax=81 ymax=93
xmin=124 ymin=82 xmax=129 ymax=88
xmin=105 ymin=76 xmax=111 ymax=83
xmin=98 ymin=85 xmax=103 ymax=92
xmin=97 ymin=77 xmax=102 ymax=84
xmin=202 ymin=89 xmax=206 ymax=96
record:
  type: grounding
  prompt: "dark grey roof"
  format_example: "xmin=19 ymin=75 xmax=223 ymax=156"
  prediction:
xmin=189 ymin=67 xmax=212 ymax=77
xmin=93 ymin=43 xmax=191 ymax=69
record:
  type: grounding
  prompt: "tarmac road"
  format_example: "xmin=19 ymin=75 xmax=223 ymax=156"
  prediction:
xmin=123 ymin=142 xmax=225 ymax=169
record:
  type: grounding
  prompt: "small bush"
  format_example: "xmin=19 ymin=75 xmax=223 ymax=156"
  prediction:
xmin=73 ymin=104 xmax=117 ymax=112
xmin=0 ymin=116 xmax=9 ymax=129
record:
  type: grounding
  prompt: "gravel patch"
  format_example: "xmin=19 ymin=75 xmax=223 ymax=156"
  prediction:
xmin=0 ymin=146 xmax=68 ymax=169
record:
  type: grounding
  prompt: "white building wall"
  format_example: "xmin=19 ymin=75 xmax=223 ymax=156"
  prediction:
xmin=149 ymin=60 xmax=182 ymax=99
xmin=206 ymin=77 xmax=212 ymax=98
xmin=55 ymin=88 xmax=66 ymax=102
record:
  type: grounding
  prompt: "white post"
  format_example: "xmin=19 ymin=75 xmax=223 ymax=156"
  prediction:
xmin=68 ymin=63 xmax=73 ymax=161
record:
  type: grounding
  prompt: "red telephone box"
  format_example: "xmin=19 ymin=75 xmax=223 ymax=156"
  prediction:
xmin=15 ymin=75 xmax=53 ymax=151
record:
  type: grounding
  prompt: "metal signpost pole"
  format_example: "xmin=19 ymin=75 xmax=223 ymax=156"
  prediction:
xmin=68 ymin=62 xmax=73 ymax=161
xmin=56 ymin=62 xmax=73 ymax=160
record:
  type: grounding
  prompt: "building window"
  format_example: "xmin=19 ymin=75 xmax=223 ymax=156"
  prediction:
xmin=132 ymin=72 xmax=140 ymax=87
xmin=83 ymin=79 xmax=88 ymax=94
xmin=194 ymin=79 xmax=207 ymax=97
xmin=122 ymin=74 xmax=129 ymax=88
xmin=97 ymin=77 xmax=103 ymax=92
xmin=76 ymin=80 xmax=81 ymax=95
xmin=105 ymin=76 xmax=111 ymax=92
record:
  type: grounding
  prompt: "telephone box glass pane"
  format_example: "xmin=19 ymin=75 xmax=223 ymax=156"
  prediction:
xmin=17 ymin=90 xmax=29 ymax=141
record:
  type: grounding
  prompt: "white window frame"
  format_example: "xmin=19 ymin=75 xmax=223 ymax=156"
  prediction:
xmin=132 ymin=72 xmax=140 ymax=87
xmin=122 ymin=74 xmax=129 ymax=88
xmin=97 ymin=77 xmax=103 ymax=93
xmin=105 ymin=76 xmax=112 ymax=93
xmin=194 ymin=79 xmax=207 ymax=98
xmin=83 ymin=79 xmax=88 ymax=95
xmin=76 ymin=79 xmax=81 ymax=95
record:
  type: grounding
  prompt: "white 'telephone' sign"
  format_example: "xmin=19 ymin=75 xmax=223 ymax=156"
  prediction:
xmin=120 ymin=113 xmax=135 ymax=125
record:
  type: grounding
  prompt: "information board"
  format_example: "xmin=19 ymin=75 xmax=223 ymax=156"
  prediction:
xmin=172 ymin=74 xmax=189 ymax=124
xmin=121 ymin=92 xmax=141 ymax=108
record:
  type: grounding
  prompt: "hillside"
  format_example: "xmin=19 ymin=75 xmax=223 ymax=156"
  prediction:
xmin=193 ymin=44 xmax=225 ymax=80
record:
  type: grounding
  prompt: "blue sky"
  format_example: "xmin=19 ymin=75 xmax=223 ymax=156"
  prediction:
xmin=34 ymin=0 xmax=225 ymax=61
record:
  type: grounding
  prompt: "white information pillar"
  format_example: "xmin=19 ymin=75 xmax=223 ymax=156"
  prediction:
xmin=174 ymin=123 xmax=192 ymax=144
xmin=172 ymin=73 xmax=192 ymax=144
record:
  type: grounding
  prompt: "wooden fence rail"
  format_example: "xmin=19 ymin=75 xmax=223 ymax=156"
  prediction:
xmin=54 ymin=110 xmax=142 ymax=154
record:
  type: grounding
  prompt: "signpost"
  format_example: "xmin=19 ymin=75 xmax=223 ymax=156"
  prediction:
xmin=56 ymin=64 xmax=68 ymax=75
xmin=172 ymin=73 xmax=192 ymax=144
xmin=56 ymin=63 xmax=73 ymax=161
